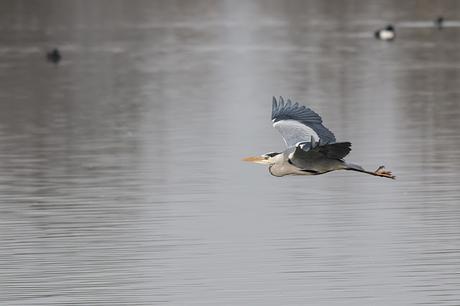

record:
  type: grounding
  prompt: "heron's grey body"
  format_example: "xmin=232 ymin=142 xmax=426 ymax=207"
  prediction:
xmin=268 ymin=142 xmax=351 ymax=177
xmin=243 ymin=97 xmax=395 ymax=179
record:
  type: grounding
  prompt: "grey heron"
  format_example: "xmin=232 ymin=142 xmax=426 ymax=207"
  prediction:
xmin=243 ymin=97 xmax=395 ymax=179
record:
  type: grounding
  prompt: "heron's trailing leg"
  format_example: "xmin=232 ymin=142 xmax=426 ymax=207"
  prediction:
xmin=345 ymin=163 xmax=395 ymax=179
xmin=374 ymin=166 xmax=395 ymax=179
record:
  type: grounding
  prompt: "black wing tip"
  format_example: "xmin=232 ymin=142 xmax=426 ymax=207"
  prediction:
xmin=272 ymin=95 xmax=291 ymax=105
xmin=271 ymin=97 xmax=334 ymax=141
xmin=337 ymin=141 xmax=352 ymax=149
xmin=272 ymin=96 xmax=289 ymax=119
xmin=271 ymin=96 xmax=324 ymax=122
xmin=279 ymin=96 xmax=285 ymax=106
xmin=273 ymin=96 xmax=309 ymax=110
xmin=340 ymin=141 xmax=352 ymax=155
xmin=318 ymin=142 xmax=352 ymax=159
xmin=272 ymin=95 xmax=289 ymax=108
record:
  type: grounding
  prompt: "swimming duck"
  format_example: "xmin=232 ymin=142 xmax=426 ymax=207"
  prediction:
xmin=46 ymin=48 xmax=61 ymax=64
xmin=374 ymin=25 xmax=395 ymax=41
xmin=435 ymin=16 xmax=444 ymax=29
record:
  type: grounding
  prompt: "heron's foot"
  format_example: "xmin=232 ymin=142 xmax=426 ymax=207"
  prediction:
xmin=374 ymin=166 xmax=395 ymax=179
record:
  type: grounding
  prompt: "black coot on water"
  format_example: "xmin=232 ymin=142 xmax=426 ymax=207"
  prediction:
xmin=46 ymin=48 xmax=61 ymax=64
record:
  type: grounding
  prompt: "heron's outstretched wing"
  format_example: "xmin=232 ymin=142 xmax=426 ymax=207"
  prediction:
xmin=271 ymin=96 xmax=336 ymax=148
xmin=289 ymin=142 xmax=351 ymax=170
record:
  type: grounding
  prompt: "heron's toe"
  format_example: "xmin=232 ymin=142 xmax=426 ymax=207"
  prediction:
xmin=374 ymin=166 xmax=395 ymax=179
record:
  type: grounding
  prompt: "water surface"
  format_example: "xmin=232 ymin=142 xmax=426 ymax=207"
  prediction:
xmin=1 ymin=1 xmax=460 ymax=305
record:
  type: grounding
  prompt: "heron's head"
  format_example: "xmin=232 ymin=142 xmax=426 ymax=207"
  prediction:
xmin=242 ymin=152 xmax=280 ymax=165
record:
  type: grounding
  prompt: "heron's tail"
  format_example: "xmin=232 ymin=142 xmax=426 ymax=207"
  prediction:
xmin=345 ymin=163 xmax=395 ymax=179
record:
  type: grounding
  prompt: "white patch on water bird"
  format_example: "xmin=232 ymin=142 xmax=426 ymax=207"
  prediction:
xmin=379 ymin=30 xmax=394 ymax=40
xmin=375 ymin=25 xmax=395 ymax=41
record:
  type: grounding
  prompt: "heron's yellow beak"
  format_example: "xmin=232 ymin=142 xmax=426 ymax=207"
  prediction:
xmin=242 ymin=156 xmax=269 ymax=164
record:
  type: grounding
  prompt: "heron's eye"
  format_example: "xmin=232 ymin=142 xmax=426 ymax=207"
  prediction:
xmin=264 ymin=152 xmax=279 ymax=158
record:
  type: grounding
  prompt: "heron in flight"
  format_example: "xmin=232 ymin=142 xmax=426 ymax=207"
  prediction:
xmin=243 ymin=97 xmax=395 ymax=179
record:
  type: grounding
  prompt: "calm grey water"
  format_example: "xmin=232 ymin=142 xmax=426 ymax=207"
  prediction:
xmin=1 ymin=1 xmax=460 ymax=305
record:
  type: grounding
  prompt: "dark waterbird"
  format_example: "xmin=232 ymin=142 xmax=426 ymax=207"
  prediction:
xmin=435 ymin=16 xmax=444 ymax=29
xmin=46 ymin=48 xmax=61 ymax=64
xmin=243 ymin=97 xmax=395 ymax=179
xmin=374 ymin=25 xmax=395 ymax=41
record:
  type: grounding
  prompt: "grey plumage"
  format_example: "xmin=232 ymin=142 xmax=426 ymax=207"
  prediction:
xmin=243 ymin=97 xmax=395 ymax=179
xmin=292 ymin=142 xmax=351 ymax=163
xmin=272 ymin=96 xmax=336 ymax=148
xmin=269 ymin=142 xmax=351 ymax=177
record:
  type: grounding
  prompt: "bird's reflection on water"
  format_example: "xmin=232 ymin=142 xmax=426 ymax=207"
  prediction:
xmin=0 ymin=0 xmax=460 ymax=305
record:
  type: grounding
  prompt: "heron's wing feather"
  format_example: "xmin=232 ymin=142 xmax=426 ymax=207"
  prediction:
xmin=272 ymin=96 xmax=336 ymax=148
xmin=290 ymin=142 xmax=351 ymax=169
xmin=317 ymin=142 xmax=351 ymax=159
